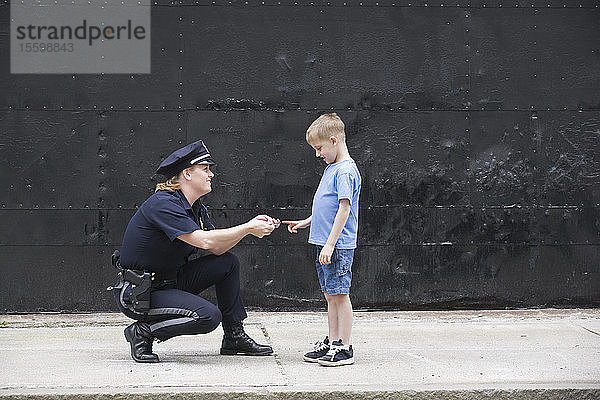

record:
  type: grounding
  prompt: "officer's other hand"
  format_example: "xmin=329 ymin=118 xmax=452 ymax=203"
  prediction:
xmin=248 ymin=215 xmax=277 ymax=238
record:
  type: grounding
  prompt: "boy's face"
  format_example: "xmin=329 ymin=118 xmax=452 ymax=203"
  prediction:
xmin=310 ymin=136 xmax=338 ymax=164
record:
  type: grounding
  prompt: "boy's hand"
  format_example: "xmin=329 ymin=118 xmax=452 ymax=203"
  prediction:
xmin=281 ymin=219 xmax=310 ymax=233
xmin=319 ymin=243 xmax=334 ymax=265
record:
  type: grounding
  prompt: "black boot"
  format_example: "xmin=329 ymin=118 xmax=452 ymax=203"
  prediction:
xmin=124 ymin=322 xmax=160 ymax=363
xmin=220 ymin=322 xmax=273 ymax=356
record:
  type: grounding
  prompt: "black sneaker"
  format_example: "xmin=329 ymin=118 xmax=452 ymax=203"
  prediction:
xmin=318 ymin=340 xmax=354 ymax=366
xmin=303 ymin=336 xmax=330 ymax=363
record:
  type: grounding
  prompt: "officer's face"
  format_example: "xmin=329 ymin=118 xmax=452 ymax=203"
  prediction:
xmin=310 ymin=136 xmax=338 ymax=164
xmin=189 ymin=164 xmax=214 ymax=195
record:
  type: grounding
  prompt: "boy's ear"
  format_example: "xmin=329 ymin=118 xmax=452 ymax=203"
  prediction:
xmin=330 ymin=135 xmax=338 ymax=145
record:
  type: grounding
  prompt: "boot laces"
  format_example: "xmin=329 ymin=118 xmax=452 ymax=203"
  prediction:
xmin=232 ymin=325 xmax=253 ymax=342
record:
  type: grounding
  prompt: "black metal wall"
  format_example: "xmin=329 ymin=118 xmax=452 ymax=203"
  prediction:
xmin=1 ymin=1 xmax=599 ymax=312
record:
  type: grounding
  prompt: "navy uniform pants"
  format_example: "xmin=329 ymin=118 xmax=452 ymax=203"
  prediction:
xmin=115 ymin=252 xmax=247 ymax=341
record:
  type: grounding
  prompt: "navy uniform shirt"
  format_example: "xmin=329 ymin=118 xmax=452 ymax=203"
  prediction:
xmin=120 ymin=190 xmax=215 ymax=273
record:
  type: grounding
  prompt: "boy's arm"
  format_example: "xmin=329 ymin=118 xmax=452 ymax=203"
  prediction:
xmin=319 ymin=199 xmax=351 ymax=265
xmin=282 ymin=215 xmax=312 ymax=233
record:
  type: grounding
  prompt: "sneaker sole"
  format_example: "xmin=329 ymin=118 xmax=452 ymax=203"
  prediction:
xmin=318 ymin=357 xmax=354 ymax=367
xmin=303 ymin=356 xmax=320 ymax=363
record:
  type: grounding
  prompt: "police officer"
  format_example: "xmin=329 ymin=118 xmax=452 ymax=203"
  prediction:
xmin=114 ymin=140 xmax=278 ymax=363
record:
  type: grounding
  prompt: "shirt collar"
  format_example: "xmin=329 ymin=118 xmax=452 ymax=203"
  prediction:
xmin=174 ymin=189 xmax=193 ymax=211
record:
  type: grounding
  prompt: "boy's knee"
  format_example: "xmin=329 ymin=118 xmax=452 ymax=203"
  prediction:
xmin=325 ymin=292 xmax=349 ymax=303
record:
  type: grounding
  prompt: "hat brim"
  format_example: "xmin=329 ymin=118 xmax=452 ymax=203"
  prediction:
xmin=192 ymin=159 xmax=216 ymax=166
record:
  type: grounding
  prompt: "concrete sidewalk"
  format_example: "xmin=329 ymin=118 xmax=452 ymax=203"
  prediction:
xmin=0 ymin=309 xmax=599 ymax=399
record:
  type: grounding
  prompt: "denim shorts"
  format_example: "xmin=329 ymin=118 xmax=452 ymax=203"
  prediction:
xmin=315 ymin=246 xmax=354 ymax=295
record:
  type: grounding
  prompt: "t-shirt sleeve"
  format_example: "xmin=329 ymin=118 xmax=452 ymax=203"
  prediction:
xmin=144 ymin=198 xmax=201 ymax=241
xmin=336 ymin=172 xmax=356 ymax=204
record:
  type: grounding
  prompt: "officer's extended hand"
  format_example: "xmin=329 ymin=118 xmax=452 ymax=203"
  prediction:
xmin=257 ymin=215 xmax=281 ymax=228
xmin=248 ymin=215 xmax=278 ymax=238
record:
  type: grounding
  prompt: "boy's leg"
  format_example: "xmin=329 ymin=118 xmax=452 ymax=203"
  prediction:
xmin=325 ymin=293 xmax=352 ymax=345
xmin=325 ymin=292 xmax=340 ymax=341
xmin=318 ymin=293 xmax=354 ymax=367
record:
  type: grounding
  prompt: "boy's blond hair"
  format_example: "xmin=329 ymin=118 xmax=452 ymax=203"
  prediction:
xmin=306 ymin=113 xmax=345 ymax=144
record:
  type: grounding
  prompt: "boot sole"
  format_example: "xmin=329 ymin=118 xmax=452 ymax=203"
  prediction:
xmin=220 ymin=348 xmax=273 ymax=356
xmin=124 ymin=327 xmax=160 ymax=363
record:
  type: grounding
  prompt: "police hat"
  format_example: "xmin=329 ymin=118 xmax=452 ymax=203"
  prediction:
xmin=156 ymin=140 xmax=216 ymax=177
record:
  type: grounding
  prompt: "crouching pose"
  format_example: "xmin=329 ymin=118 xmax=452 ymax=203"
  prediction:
xmin=113 ymin=140 xmax=278 ymax=363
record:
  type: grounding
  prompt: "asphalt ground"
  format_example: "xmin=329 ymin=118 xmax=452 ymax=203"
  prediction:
xmin=1 ymin=309 xmax=599 ymax=399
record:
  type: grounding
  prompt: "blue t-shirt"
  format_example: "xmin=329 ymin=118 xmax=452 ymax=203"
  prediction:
xmin=309 ymin=159 xmax=361 ymax=249
xmin=120 ymin=190 xmax=214 ymax=274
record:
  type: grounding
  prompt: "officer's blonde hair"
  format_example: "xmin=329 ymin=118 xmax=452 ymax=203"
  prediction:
xmin=306 ymin=113 xmax=345 ymax=144
xmin=155 ymin=175 xmax=181 ymax=192
xmin=155 ymin=166 xmax=195 ymax=192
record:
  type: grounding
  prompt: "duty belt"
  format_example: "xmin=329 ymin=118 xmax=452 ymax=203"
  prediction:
xmin=108 ymin=250 xmax=154 ymax=313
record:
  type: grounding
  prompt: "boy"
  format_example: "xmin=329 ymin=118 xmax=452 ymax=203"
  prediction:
xmin=282 ymin=113 xmax=361 ymax=367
